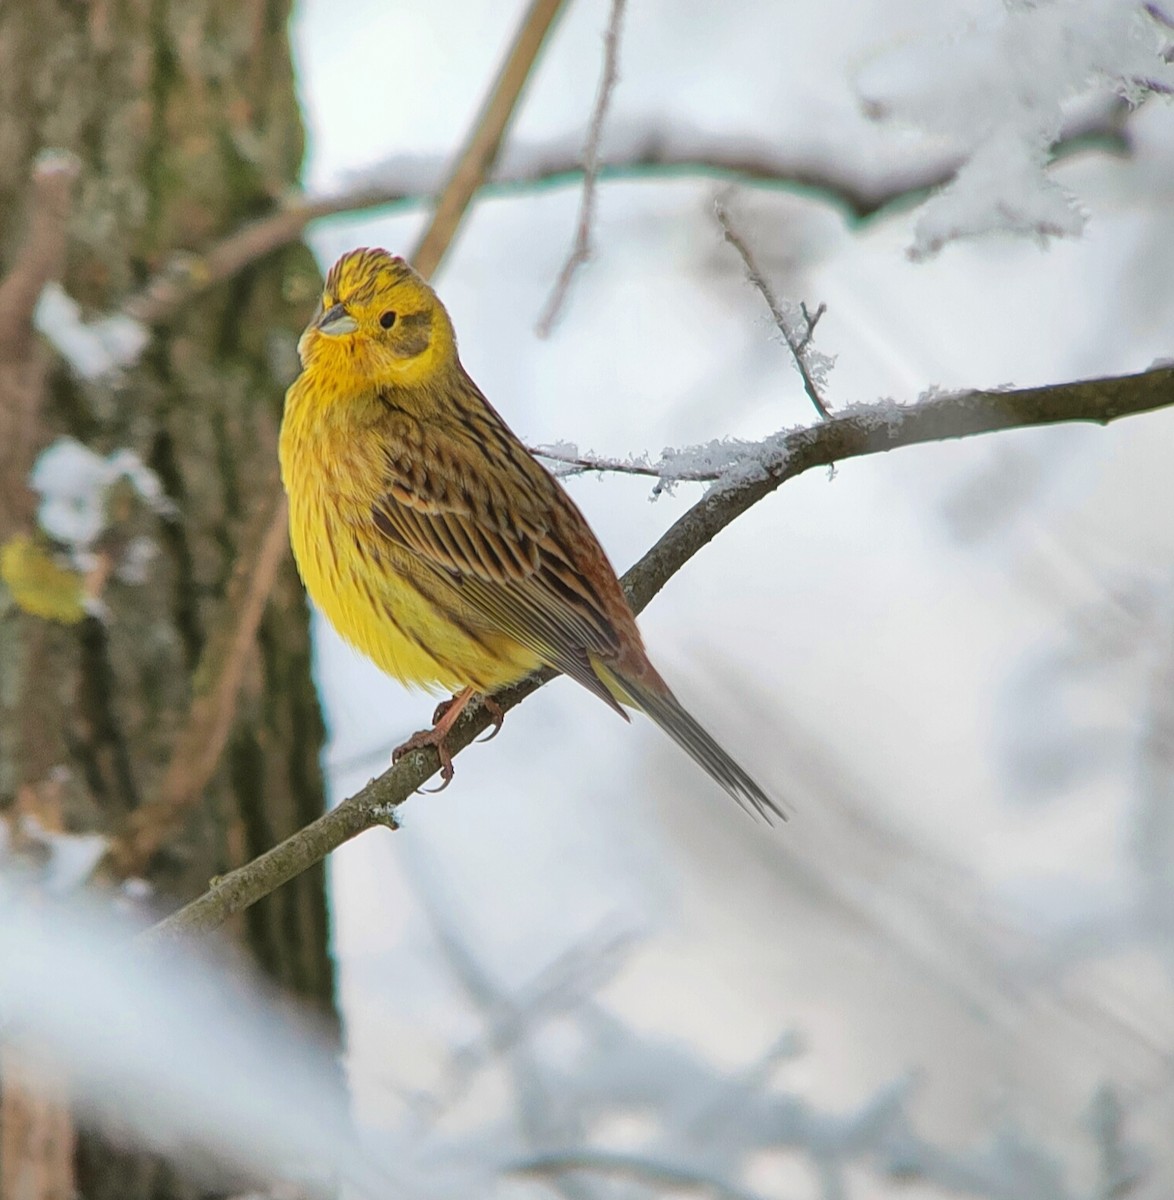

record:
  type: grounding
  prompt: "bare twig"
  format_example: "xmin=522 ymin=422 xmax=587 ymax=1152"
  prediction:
xmin=123 ymin=208 xmax=327 ymax=327
xmin=108 ymin=99 xmax=1132 ymax=344
xmin=535 ymin=0 xmax=629 ymax=336
xmin=141 ymin=366 xmax=1174 ymax=943
xmin=796 ymin=301 xmax=826 ymax=354
xmin=716 ymin=200 xmax=832 ymax=419
xmin=410 ymin=0 xmax=567 ymax=277
xmin=0 ymin=151 xmax=81 ymax=540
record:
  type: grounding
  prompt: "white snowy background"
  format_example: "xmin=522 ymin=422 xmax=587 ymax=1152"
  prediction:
xmin=288 ymin=0 xmax=1174 ymax=1196
xmin=6 ymin=0 xmax=1174 ymax=1198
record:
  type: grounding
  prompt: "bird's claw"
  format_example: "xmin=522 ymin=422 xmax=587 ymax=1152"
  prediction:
xmin=394 ymin=690 xmax=505 ymax=792
xmin=475 ymin=696 xmax=505 ymax=743
xmin=392 ymin=728 xmax=456 ymax=792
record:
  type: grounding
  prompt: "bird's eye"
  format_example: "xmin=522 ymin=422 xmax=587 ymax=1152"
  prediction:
xmin=379 ymin=311 xmax=397 ymax=329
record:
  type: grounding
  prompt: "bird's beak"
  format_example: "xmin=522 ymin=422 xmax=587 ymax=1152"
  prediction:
xmin=315 ymin=302 xmax=359 ymax=336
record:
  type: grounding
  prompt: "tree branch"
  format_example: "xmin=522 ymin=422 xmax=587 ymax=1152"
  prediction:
xmin=715 ymin=199 xmax=832 ymax=419
xmin=113 ymin=102 xmax=1131 ymax=339
xmin=532 ymin=445 xmax=721 ymax=483
xmin=141 ymin=366 xmax=1174 ymax=944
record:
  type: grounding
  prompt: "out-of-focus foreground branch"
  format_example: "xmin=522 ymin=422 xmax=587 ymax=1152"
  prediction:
xmin=143 ymin=364 xmax=1174 ymax=944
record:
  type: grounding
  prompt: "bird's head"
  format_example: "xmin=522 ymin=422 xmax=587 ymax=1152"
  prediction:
xmin=297 ymin=248 xmax=456 ymax=387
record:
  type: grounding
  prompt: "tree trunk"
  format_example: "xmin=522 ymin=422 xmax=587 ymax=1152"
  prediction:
xmin=0 ymin=3 xmax=335 ymax=1197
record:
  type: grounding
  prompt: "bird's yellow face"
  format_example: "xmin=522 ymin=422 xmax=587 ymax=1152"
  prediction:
xmin=297 ymin=247 xmax=455 ymax=389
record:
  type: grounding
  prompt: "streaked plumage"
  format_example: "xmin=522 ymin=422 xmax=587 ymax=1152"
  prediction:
xmin=280 ymin=248 xmax=779 ymax=819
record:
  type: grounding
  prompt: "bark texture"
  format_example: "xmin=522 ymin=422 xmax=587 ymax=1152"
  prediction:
xmin=0 ymin=3 xmax=334 ymax=1196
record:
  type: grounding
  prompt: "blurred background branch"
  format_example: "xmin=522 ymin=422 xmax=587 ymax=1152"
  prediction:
xmin=535 ymin=0 xmax=628 ymax=336
xmin=108 ymin=100 xmax=1131 ymax=356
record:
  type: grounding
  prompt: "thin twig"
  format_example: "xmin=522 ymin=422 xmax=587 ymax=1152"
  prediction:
xmin=535 ymin=0 xmax=629 ymax=336
xmin=141 ymin=365 xmax=1174 ymax=943
xmin=410 ymin=0 xmax=567 ymax=277
xmin=108 ymin=99 xmax=1132 ymax=345
xmin=796 ymin=301 xmax=826 ymax=354
xmin=715 ymin=200 xmax=832 ymax=420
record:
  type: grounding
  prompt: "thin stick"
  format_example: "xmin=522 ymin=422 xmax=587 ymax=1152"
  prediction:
xmin=535 ymin=0 xmax=629 ymax=336
xmin=410 ymin=0 xmax=567 ymax=278
xmin=142 ymin=365 xmax=1174 ymax=943
xmin=715 ymin=200 xmax=831 ymax=420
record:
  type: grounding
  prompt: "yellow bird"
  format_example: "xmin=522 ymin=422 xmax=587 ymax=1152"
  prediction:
xmin=280 ymin=248 xmax=778 ymax=819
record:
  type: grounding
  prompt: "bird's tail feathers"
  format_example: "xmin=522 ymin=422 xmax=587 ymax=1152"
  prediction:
xmin=596 ymin=661 xmax=783 ymax=823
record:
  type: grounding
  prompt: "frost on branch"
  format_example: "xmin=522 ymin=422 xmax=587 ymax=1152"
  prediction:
xmin=535 ymin=431 xmax=797 ymax=497
xmin=856 ymin=0 xmax=1174 ymax=257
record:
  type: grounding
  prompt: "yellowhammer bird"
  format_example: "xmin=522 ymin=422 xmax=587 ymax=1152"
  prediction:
xmin=280 ymin=247 xmax=779 ymax=819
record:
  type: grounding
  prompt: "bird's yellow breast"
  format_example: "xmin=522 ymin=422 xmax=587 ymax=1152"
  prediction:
xmin=279 ymin=375 xmax=540 ymax=694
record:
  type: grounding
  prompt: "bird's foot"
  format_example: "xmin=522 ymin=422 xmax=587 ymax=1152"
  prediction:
xmin=395 ymin=687 xmax=504 ymax=793
xmin=430 ymin=692 xmax=505 ymax=745
xmin=392 ymin=724 xmax=457 ymax=792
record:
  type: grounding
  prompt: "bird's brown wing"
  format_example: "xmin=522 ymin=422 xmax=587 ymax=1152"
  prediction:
xmin=370 ymin=387 xmax=635 ymax=712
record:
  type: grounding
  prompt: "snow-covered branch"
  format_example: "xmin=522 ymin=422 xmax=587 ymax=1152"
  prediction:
xmin=715 ymin=200 xmax=833 ymax=420
xmin=143 ymin=364 xmax=1174 ymax=943
xmin=44 ymin=98 xmax=1126 ymax=382
xmin=857 ymin=1 xmax=1174 ymax=257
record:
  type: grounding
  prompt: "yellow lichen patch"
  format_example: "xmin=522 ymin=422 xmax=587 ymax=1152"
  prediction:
xmin=0 ymin=535 xmax=86 ymax=624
